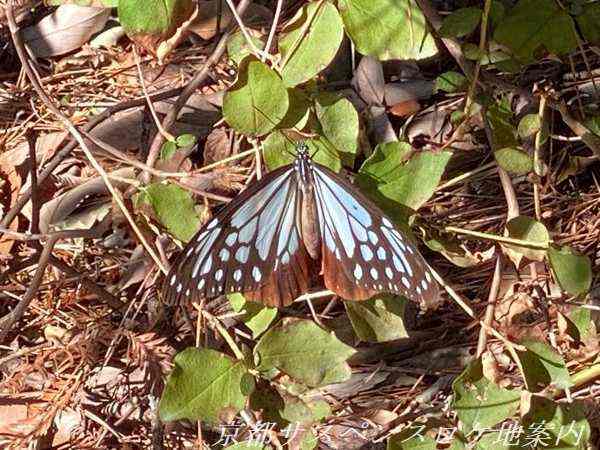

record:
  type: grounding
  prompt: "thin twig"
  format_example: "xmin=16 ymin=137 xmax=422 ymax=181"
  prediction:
xmin=444 ymin=226 xmax=550 ymax=249
xmin=476 ymin=254 xmax=502 ymax=357
xmin=263 ymin=0 xmax=283 ymax=61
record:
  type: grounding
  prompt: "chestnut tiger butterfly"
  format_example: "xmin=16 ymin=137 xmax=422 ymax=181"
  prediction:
xmin=163 ymin=141 xmax=439 ymax=308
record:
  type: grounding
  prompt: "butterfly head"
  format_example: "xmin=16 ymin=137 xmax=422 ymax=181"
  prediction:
xmin=296 ymin=141 xmax=310 ymax=157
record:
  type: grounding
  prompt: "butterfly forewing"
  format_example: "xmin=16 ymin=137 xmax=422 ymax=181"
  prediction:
xmin=311 ymin=164 xmax=438 ymax=308
xmin=163 ymin=165 xmax=316 ymax=307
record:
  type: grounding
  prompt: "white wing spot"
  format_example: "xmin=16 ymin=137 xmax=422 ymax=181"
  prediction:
xmin=195 ymin=230 xmax=209 ymax=243
xmin=185 ymin=289 xmax=190 ymax=297
xmin=402 ymin=277 xmax=411 ymax=289
xmin=385 ymin=267 xmax=393 ymax=279
xmin=281 ymin=252 xmax=290 ymax=265
xmin=368 ymin=231 xmax=378 ymax=245
xmin=200 ymin=257 xmax=212 ymax=275
xmin=233 ymin=269 xmax=242 ymax=282
xmin=382 ymin=217 xmax=393 ymax=228
xmin=354 ymin=264 xmax=363 ymax=280
xmin=215 ymin=269 xmax=223 ymax=281
xmin=176 ymin=283 xmax=183 ymax=293
xmin=169 ymin=274 xmax=177 ymax=286
xmin=393 ymin=255 xmax=405 ymax=273
xmin=377 ymin=247 xmax=386 ymax=260
xmin=206 ymin=218 xmax=218 ymax=229
xmin=225 ymin=232 xmax=238 ymax=247
xmin=399 ymin=251 xmax=413 ymax=277
xmin=370 ymin=268 xmax=379 ymax=280
xmin=219 ymin=249 xmax=230 ymax=262
xmin=360 ymin=244 xmax=373 ymax=261
xmin=198 ymin=279 xmax=205 ymax=289
xmin=235 ymin=246 xmax=249 ymax=263
xmin=420 ymin=279 xmax=428 ymax=291
xmin=416 ymin=286 xmax=422 ymax=295
xmin=425 ymin=271 xmax=432 ymax=283
xmin=252 ymin=266 xmax=262 ymax=282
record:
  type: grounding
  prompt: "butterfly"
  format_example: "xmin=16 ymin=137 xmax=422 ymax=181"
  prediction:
xmin=163 ymin=143 xmax=438 ymax=308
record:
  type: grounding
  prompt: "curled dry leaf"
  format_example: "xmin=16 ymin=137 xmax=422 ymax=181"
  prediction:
xmin=38 ymin=167 xmax=134 ymax=233
xmin=368 ymin=105 xmax=397 ymax=144
xmin=22 ymin=5 xmax=111 ymax=58
xmin=384 ymin=80 xmax=434 ymax=105
xmin=351 ymin=55 xmax=385 ymax=106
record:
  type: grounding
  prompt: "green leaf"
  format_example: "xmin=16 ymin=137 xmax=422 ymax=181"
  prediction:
xmin=548 ymin=246 xmax=592 ymax=296
xmin=452 ymin=359 xmax=521 ymax=434
xmin=228 ymin=293 xmax=277 ymax=338
xmin=517 ymin=339 xmax=573 ymax=391
xmin=486 ymin=99 xmax=518 ymax=150
xmin=517 ymin=114 xmax=541 ymax=139
xmin=345 ymin=295 xmax=408 ymax=343
xmin=567 ymin=307 xmax=596 ymax=341
xmin=439 ymin=7 xmax=482 ymax=38
xmin=520 ymin=396 xmax=590 ymax=448
xmin=359 ymin=143 xmax=451 ymax=212
xmin=503 ymin=215 xmax=549 ymax=264
xmin=434 ymin=71 xmax=467 ymax=93
xmin=145 ymin=183 xmax=199 ymax=242
xmin=494 ymin=147 xmax=533 ymax=175
xmin=119 ymin=0 xmax=194 ymax=40
xmin=338 ymin=0 xmax=438 ymax=61
xmin=262 ymin=131 xmax=341 ymax=172
xmin=387 ymin=429 xmax=437 ymax=450
xmin=315 ymin=93 xmax=359 ymax=166
xmin=576 ymin=2 xmax=600 ymax=44
xmin=176 ymin=133 xmax=196 ymax=147
xmin=160 ymin=141 xmax=178 ymax=161
xmin=223 ymin=57 xmax=289 ymax=136
xmin=493 ymin=0 xmax=578 ymax=63
xmin=254 ymin=318 xmax=356 ymax=387
xmin=279 ymin=88 xmax=311 ymax=130
xmin=227 ymin=30 xmax=266 ymax=65
xmin=279 ymin=1 xmax=344 ymax=87
xmin=159 ymin=348 xmax=255 ymax=423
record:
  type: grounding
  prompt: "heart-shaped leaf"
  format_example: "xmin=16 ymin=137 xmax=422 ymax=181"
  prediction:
xmin=254 ymin=318 xmax=355 ymax=387
xmin=279 ymin=1 xmax=344 ymax=87
xmin=223 ymin=57 xmax=289 ymax=136
xmin=548 ymin=246 xmax=592 ymax=296
xmin=338 ymin=0 xmax=438 ymax=60
xmin=159 ymin=348 xmax=255 ymax=423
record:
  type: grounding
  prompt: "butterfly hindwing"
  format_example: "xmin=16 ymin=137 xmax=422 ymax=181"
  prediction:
xmin=311 ymin=164 xmax=438 ymax=308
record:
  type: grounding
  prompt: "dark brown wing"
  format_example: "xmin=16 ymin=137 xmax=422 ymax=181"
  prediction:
xmin=310 ymin=163 xmax=438 ymax=308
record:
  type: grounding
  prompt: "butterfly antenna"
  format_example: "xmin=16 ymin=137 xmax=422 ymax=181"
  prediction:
xmin=252 ymin=106 xmax=299 ymax=159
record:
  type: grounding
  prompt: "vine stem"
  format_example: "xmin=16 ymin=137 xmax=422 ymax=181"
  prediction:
xmin=444 ymin=226 xmax=549 ymax=249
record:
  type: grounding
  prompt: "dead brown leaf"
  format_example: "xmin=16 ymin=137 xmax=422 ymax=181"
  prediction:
xmin=22 ymin=5 xmax=111 ymax=58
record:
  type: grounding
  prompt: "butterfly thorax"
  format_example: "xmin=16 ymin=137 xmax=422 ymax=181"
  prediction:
xmin=294 ymin=150 xmax=321 ymax=260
